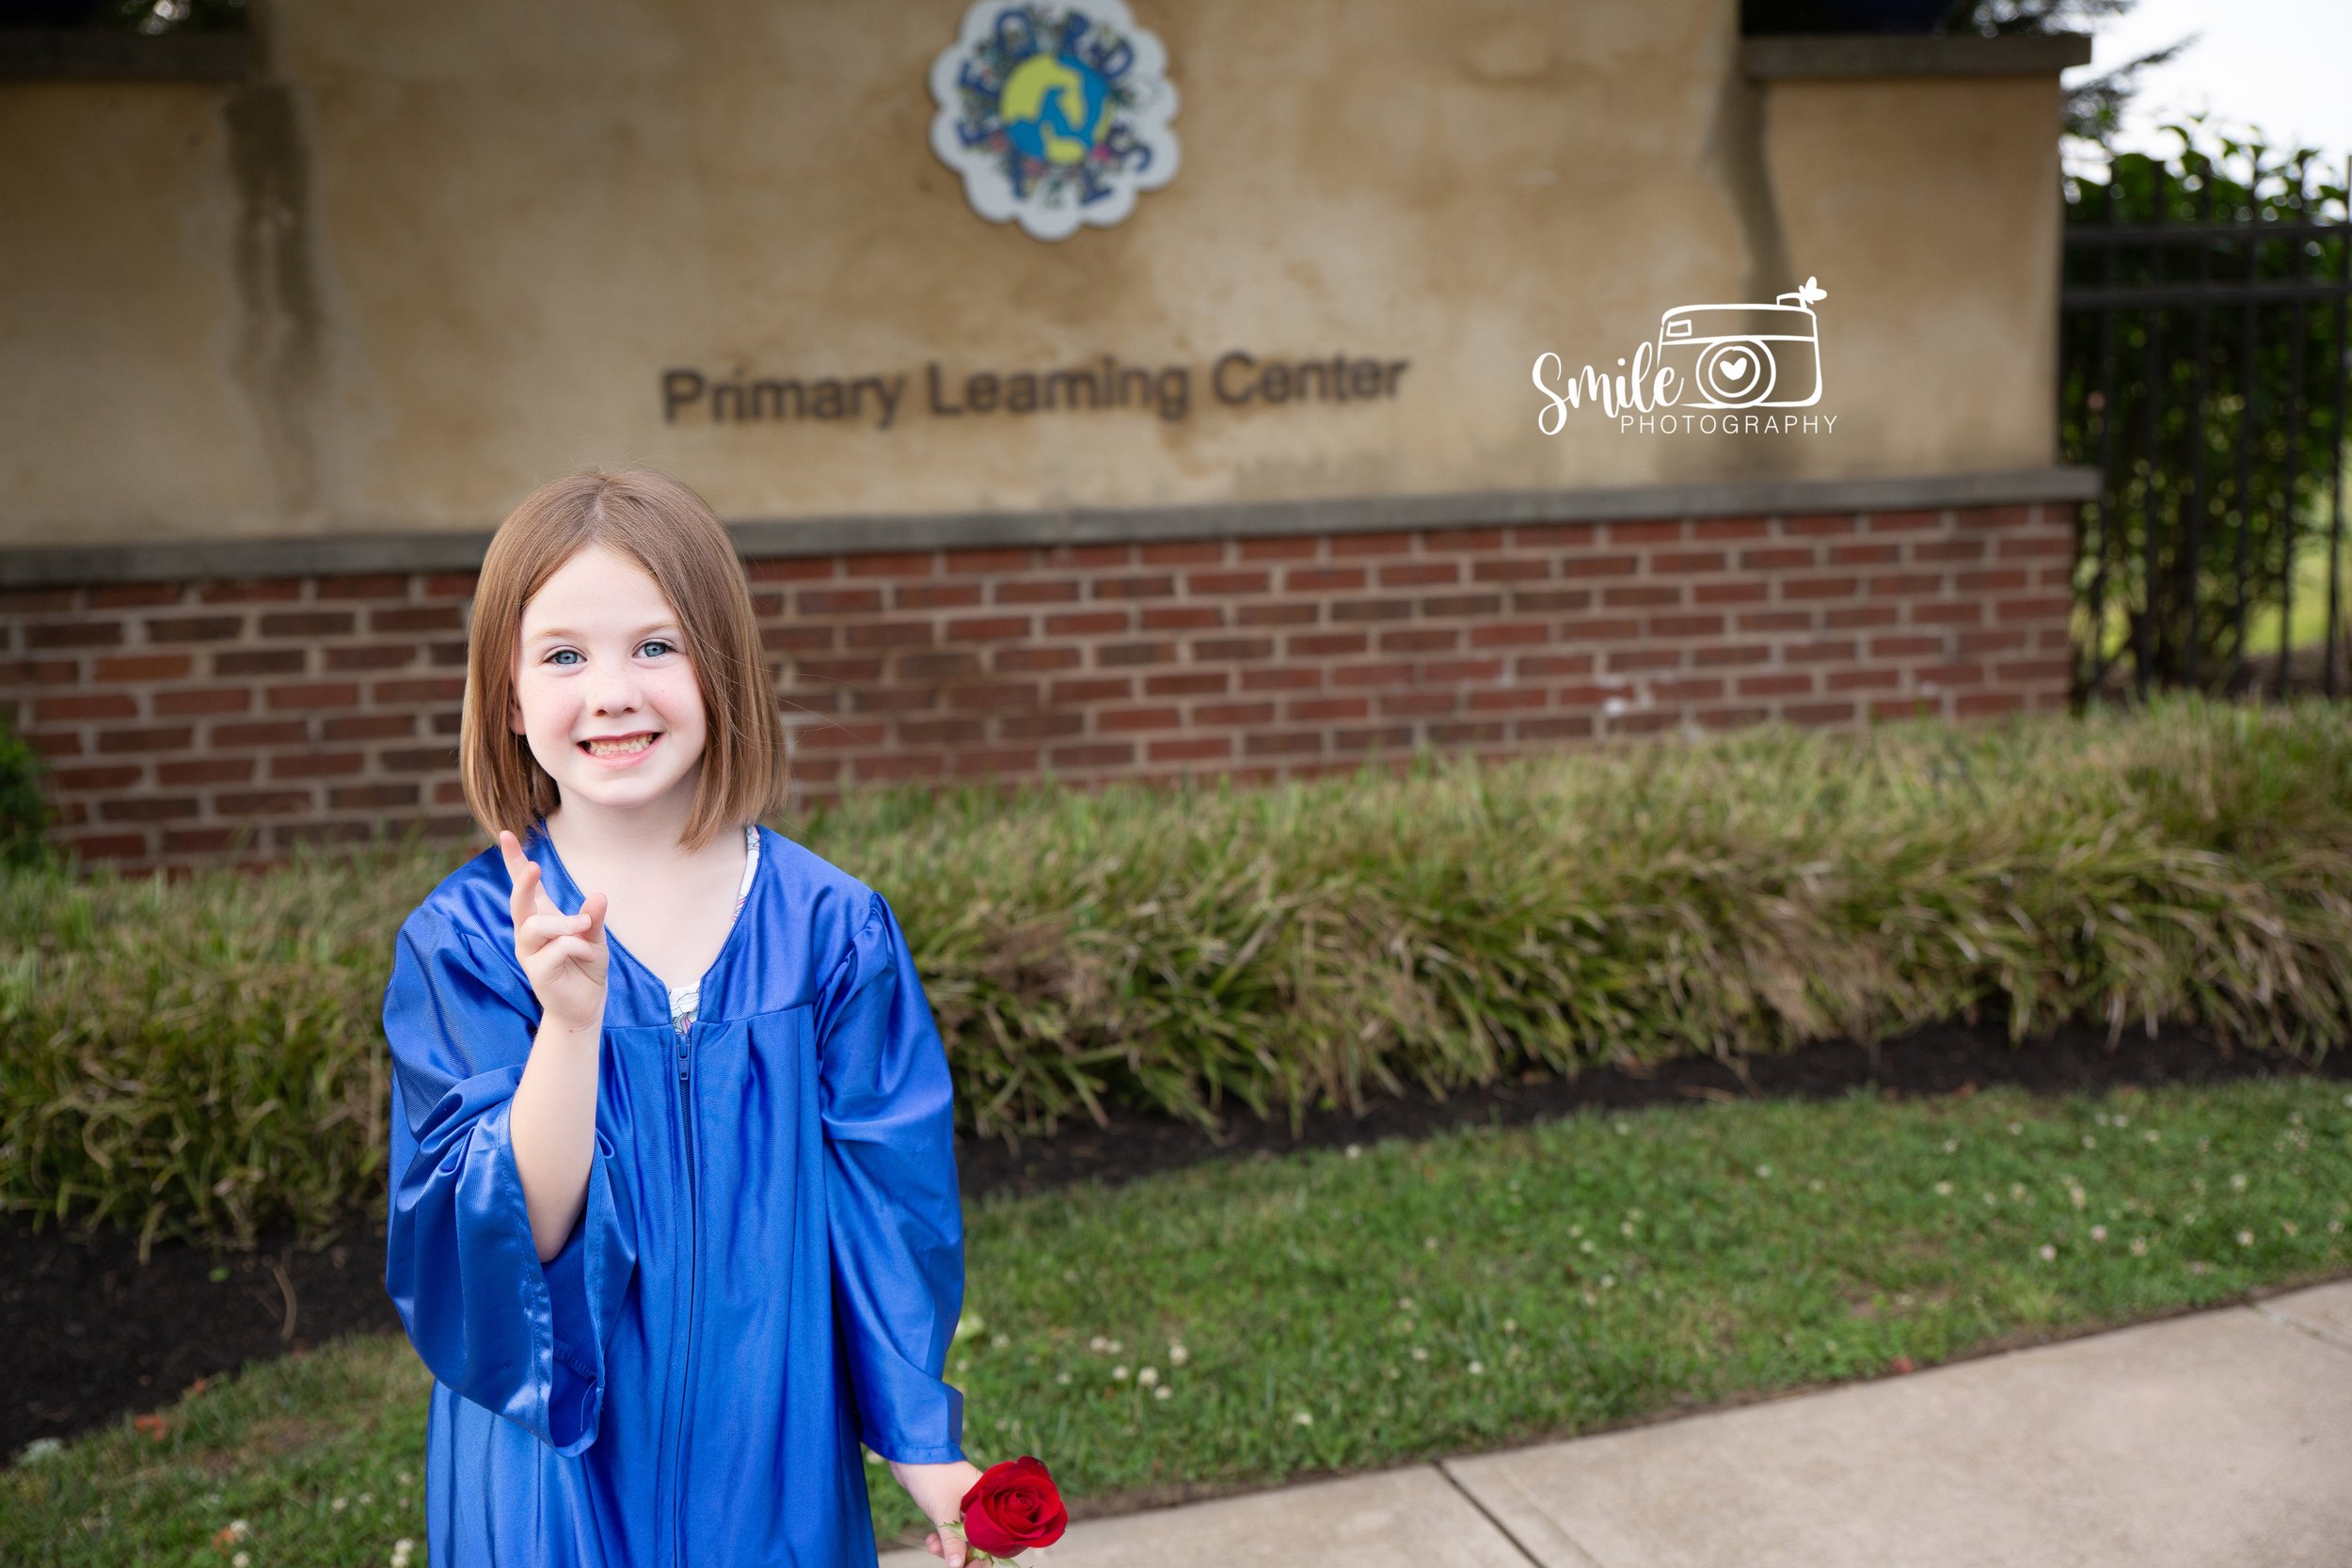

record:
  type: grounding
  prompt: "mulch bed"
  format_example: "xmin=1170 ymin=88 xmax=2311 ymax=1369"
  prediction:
xmin=8 ymin=1010 xmax=2347 ymax=1463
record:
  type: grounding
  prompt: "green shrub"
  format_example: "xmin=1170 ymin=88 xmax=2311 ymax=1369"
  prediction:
xmin=0 ymin=706 xmax=59 ymax=873
xmin=3 ymin=692 xmax=2348 ymax=1255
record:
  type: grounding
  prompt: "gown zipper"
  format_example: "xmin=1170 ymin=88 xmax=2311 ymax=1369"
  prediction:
xmin=673 ymin=1018 xmax=700 ymax=1568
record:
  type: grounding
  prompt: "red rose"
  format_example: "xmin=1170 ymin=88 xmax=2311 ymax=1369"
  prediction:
xmin=959 ymin=1454 xmax=1068 ymax=1559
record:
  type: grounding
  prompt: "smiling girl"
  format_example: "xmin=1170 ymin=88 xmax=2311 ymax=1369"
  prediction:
xmin=381 ymin=467 xmax=983 ymax=1566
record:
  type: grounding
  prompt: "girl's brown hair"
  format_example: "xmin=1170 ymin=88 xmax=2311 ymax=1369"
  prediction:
xmin=459 ymin=467 xmax=789 ymax=852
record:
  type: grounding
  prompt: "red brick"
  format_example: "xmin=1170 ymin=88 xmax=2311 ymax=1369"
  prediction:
xmin=845 ymin=622 xmax=935 ymax=650
xmin=1242 ymin=730 xmax=1326 ymax=757
xmin=1468 ymin=623 xmax=1552 ymax=650
xmin=1692 ymin=515 xmax=1770 ymax=540
xmin=842 ymin=551 xmax=934 ymax=577
xmin=1955 ymin=504 xmax=2035 ymax=531
xmin=1143 ymin=670 xmax=1228 ymax=698
xmin=1099 ymin=641 xmax=1176 ymax=669
xmin=1865 ymin=509 xmax=1944 ymax=533
xmin=1781 ymin=513 xmax=1859 ymax=537
xmin=1236 ymin=537 xmax=1319 ymax=562
xmin=269 ymin=752 xmax=364 ymax=779
xmin=945 ymin=615 xmax=1033 ymax=641
xmin=988 ymin=648 xmax=1077 ymax=672
xmin=1602 ymin=584 xmax=1683 ymax=609
xmin=1291 ymin=631 xmax=1371 ymax=658
xmin=1422 ymin=527 xmax=1506 ymax=552
xmin=27 ymin=621 xmax=122 ymax=649
xmin=35 ymin=692 xmax=137 ymax=721
xmin=1044 ymin=610 xmax=1128 ymax=638
xmin=1284 ymin=695 xmax=1369 ymax=724
xmin=1781 ymin=576 xmax=1860 ymax=601
xmin=1470 ymin=559 xmax=1551 ymax=583
xmin=993 ymin=578 xmax=1082 ymax=605
xmin=1606 ymin=519 xmax=1686 ymax=545
xmin=1148 ymin=736 xmax=1233 ymax=762
xmin=88 ymin=583 xmax=183 ymax=609
xmin=1054 ymin=676 xmax=1134 ymax=700
xmin=797 ymin=587 xmax=885 ymax=615
xmin=1138 ymin=540 xmax=1225 ymax=565
xmin=1650 ymin=550 xmax=1727 ymax=574
xmin=1327 ymin=531 xmax=1416 ymax=558
xmin=1867 ymin=573 xmax=1945 ymax=597
xmin=1187 ymin=570 xmax=1272 ymax=594
xmin=1092 ymin=574 xmax=1177 ymax=600
xmin=1140 ymin=605 xmax=1226 ymax=633
xmin=1994 ymin=595 xmax=2074 ymax=624
xmin=1823 ymin=605 xmax=1902 ymax=631
xmin=1378 ymin=562 xmax=1459 ymax=588
xmin=1379 ymin=627 xmax=1460 ymax=654
xmin=896 ymin=582 xmax=984 ymax=610
xmin=1235 ymin=603 xmax=1317 ymax=628
xmin=155 ymin=690 xmax=251 ymax=719
xmin=1196 ymin=700 xmax=1278 ymax=725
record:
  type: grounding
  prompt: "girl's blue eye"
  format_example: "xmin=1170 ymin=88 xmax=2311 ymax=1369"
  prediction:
xmin=546 ymin=640 xmax=677 ymax=666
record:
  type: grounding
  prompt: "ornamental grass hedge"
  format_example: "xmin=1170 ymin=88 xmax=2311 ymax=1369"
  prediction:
xmin=3 ymin=692 xmax=2347 ymax=1257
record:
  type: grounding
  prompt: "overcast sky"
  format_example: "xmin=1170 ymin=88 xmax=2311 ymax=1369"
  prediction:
xmin=2063 ymin=0 xmax=2352 ymax=185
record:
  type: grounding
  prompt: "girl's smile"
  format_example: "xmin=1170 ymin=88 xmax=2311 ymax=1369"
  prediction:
xmin=579 ymin=730 xmax=664 ymax=766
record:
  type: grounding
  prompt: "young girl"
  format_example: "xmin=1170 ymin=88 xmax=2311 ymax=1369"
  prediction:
xmin=382 ymin=467 xmax=984 ymax=1566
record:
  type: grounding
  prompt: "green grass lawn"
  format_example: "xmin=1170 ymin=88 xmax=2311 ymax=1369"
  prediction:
xmin=6 ymin=1069 xmax=2347 ymax=1564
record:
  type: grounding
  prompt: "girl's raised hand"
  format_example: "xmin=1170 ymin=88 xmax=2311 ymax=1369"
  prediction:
xmin=499 ymin=829 xmax=610 ymax=1035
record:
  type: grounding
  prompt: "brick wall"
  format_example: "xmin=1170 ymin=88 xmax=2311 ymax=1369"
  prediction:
xmin=1 ymin=498 xmax=2080 ymax=873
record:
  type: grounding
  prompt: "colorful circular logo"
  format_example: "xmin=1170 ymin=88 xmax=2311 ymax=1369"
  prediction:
xmin=929 ymin=0 xmax=1180 ymax=241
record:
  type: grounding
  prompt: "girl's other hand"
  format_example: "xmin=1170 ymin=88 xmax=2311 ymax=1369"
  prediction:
xmin=891 ymin=1458 xmax=986 ymax=1567
xmin=499 ymin=829 xmax=609 ymax=1035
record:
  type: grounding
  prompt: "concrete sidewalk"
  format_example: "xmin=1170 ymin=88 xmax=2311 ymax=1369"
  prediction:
xmin=883 ymin=1278 xmax=2352 ymax=1568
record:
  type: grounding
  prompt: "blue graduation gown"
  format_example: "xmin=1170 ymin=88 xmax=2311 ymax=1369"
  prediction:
xmin=382 ymin=820 xmax=966 ymax=1566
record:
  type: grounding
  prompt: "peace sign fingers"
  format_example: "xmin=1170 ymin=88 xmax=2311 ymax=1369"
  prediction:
xmin=498 ymin=828 xmax=561 ymax=926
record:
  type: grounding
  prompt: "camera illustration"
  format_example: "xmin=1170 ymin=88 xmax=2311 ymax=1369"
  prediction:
xmin=1653 ymin=277 xmax=1827 ymax=409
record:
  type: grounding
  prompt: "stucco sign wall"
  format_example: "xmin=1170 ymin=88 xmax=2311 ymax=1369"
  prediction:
xmin=928 ymin=0 xmax=1180 ymax=240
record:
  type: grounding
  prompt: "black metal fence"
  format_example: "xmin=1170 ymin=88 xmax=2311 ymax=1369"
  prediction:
xmin=2059 ymin=146 xmax=2352 ymax=704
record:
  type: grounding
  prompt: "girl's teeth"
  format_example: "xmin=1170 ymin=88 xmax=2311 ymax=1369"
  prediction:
xmin=586 ymin=736 xmax=653 ymax=755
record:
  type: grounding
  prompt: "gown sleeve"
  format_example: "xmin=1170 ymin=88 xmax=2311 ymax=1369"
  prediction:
xmin=381 ymin=902 xmax=640 ymax=1457
xmin=814 ymin=889 xmax=968 ymax=1465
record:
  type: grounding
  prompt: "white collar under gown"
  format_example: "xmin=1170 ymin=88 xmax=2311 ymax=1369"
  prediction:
xmin=381 ymin=818 xmax=967 ymax=1566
